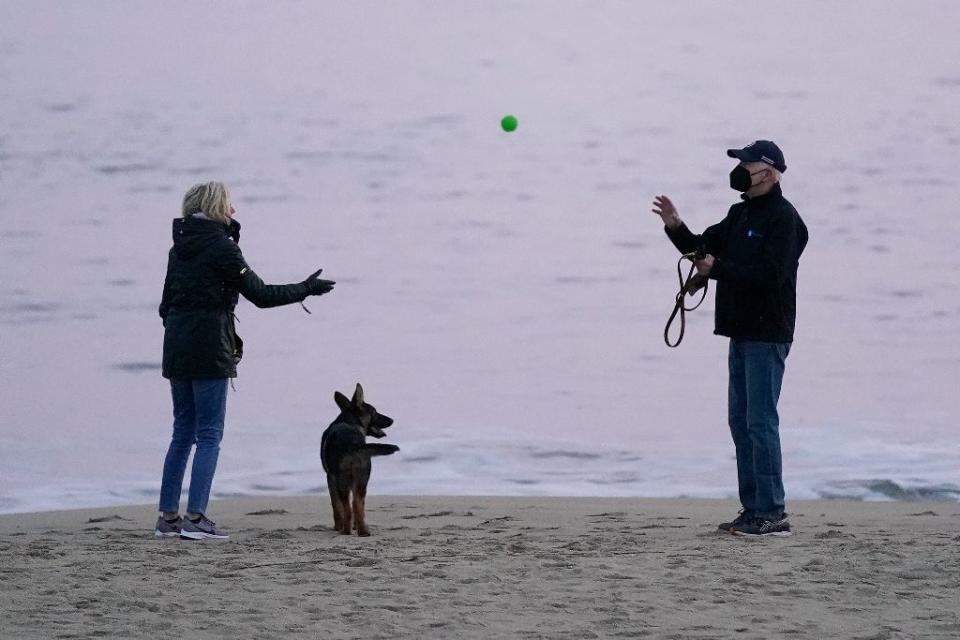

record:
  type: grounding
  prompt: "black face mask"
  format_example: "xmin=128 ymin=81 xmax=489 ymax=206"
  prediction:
xmin=729 ymin=165 xmax=767 ymax=192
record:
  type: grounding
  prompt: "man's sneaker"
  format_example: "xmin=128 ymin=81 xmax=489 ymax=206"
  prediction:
xmin=731 ymin=515 xmax=792 ymax=538
xmin=717 ymin=510 xmax=753 ymax=533
xmin=180 ymin=515 xmax=229 ymax=540
xmin=154 ymin=515 xmax=183 ymax=538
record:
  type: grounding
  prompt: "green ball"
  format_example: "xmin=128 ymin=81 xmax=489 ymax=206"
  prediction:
xmin=500 ymin=114 xmax=518 ymax=132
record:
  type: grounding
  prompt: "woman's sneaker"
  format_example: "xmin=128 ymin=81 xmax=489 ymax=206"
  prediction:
xmin=180 ymin=515 xmax=229 ymax=540
xmin=154 ymin=515 xmax=183 ymax=538
xmin=731 ymin=515 xmax=791 ymax=537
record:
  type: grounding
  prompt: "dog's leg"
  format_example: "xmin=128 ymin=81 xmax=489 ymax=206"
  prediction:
xmin=355 ymin=467 xmax=371 ymax=537
xmin=327 ymin=477 xmax=342 ymax=531
xmin=337 ymin=487 xmax=353 ymax=535
xmin=354 ymin=485 xmax=370 ymax=537
xmin=353 ymin=496 xmax=370 ymax=536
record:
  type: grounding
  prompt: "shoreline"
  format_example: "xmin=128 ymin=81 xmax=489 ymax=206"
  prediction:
xmin=2 ymin=494 xmax=958 ymax=523
xmin=2 ymin=496 xmax=959 ymax=638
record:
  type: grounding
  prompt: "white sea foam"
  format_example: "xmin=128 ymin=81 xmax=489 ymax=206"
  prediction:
xmin=2 ymin=422 xmax=956 ymax=514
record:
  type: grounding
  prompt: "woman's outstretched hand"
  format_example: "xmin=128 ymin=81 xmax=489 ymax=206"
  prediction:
xmin=303 ymin=268 xmax=336 ymax=296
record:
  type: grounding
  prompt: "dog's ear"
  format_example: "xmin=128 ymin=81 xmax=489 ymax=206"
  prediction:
xmin=352 ymin=383 xmax=365 ymax=407
xmin=334 ymin=391 xmax=351 ymax=411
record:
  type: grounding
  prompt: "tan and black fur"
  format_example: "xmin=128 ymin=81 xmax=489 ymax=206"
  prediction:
xmin=320 ymin=383 xmax=398 ymax=536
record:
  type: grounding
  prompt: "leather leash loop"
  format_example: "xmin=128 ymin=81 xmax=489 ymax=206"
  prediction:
xmin=664 ymin=252 xmax=708 ymax=348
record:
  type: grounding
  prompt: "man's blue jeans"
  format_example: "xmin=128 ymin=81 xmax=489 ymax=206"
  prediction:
xmin=158 ymin=379 xmax=228 ymax=515
xmin=728 ymin=339 xmax=790 ymax=520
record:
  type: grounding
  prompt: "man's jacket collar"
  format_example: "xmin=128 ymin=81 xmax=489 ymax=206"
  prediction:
xmin=741 ymin=182 xmax=783 ymax=204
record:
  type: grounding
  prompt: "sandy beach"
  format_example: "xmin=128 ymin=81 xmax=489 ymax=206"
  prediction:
xmin=1 ymin=496 xmax=958 ymax=639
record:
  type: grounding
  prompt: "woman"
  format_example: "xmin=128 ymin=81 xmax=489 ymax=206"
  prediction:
xmin=155 ymin=182 xmax=334 ymax=540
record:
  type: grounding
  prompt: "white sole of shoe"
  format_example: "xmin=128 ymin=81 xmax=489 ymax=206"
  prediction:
xmin=732 ymin=530 xmax=792 ymax=538
xmin=154 ymin=530 xmax=180 ymax=538
xmin=179 ymin=530 xmax=229 ymax=540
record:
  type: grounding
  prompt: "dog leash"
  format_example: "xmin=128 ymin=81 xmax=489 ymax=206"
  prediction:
xmin=663 ymin=252 xmax=709 ymax=348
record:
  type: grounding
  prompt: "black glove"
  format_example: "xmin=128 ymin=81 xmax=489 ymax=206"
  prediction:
xmin=303 ymin=268 xmax=336 ymax=296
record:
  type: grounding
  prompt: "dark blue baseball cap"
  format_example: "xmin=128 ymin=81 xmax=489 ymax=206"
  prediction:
xmin=726 ymin=140 xmax=786 ymax=173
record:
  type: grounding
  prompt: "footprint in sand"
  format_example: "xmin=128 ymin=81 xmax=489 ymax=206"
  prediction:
xmin=86 ymin=515 xmax=129 ymax=523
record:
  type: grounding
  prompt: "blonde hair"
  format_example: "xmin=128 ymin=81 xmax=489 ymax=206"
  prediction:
xmin=182 ymin=182 xmax=232 ymax=225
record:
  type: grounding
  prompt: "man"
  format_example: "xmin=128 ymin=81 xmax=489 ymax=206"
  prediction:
xmin=652 ymin=140 xmax=808 ymax=537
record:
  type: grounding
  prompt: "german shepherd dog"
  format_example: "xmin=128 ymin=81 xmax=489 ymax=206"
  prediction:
xmin=320 ymin=383 xmax=398 ymax=536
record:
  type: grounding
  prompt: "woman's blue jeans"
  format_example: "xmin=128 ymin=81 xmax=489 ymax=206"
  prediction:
xmin=158 ymin=379 xmax=228 ymax=515
xmin=728 ymin=339 xmax=790 ymax=520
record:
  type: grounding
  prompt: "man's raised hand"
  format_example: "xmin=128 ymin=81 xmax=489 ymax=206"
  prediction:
xmin=652 ymin=195 xmax=682 ymax=230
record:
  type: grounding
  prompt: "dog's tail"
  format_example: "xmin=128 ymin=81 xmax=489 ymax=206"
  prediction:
xmin=363 ymin=443 xmax=399 ymax=457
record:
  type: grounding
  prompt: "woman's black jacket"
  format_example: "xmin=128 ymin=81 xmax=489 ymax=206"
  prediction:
xmin=159 ymin=216 xmax=309 ymax=379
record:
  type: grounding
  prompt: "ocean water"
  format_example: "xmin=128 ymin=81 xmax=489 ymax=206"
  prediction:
xmin=1 ymin=2 xmax=958 ymax=514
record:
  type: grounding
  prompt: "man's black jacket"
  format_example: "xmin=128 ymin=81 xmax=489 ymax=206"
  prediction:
xmin=159 ymin=216 xmax=309 ymax=379
xmin=665 ymin=184 xmax=808 ymax=343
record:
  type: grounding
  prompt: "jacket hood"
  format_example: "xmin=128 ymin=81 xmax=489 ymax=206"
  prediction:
xmin=171 ymin=217 xmax=241 ymax=259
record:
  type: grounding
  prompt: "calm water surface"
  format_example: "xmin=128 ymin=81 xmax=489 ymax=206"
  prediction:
xmin=1 ymin=2 xmax=958 ymax=512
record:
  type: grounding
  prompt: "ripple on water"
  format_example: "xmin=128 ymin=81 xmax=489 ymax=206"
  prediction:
xmin=111 ymin=362 xmax=161 ymax=373
xmin=284 ymin=150 xmax=334 ymax=162
xmin=237 ymin=194 xmax=289 ymax=204
xmin=933 ymin=76 xmax=960 ymax=87
xmin=96 ymin=163 xmax=161 ymax=175
xmin=401 ymin=455 xmax=440 ymax=463
xmin=0 ymin=301 xmax=63 ymax=314
xmin=554 ymin=275 xmax=622 ymax=285
xmin=611 ymin=240 xmax=645 ymax=249
xmin=527 ymin=450 xmax=603 ymax=461
xmin=889 ymin=289 xmax=922 ymax=298
xmin=42 ymin=102 xmax=79 ymax=113
xmin=0 ymin=230 xmax=41 ymax=239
